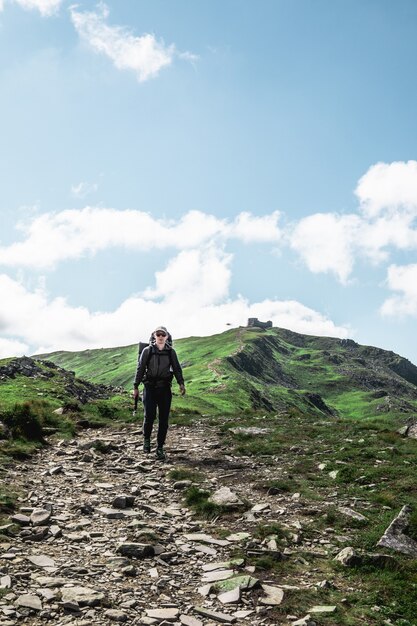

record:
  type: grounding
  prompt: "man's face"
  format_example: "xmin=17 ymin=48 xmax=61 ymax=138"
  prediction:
xmin=154 ymin=331 xmax=167 ymax=348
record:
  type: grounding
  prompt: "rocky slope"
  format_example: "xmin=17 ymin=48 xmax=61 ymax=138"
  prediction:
xmin=1 ymin=417 xmax=415 ymax=626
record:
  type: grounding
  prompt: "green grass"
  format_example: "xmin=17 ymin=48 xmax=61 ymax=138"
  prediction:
xmin=184 ymin=485 xmax=235 ymax=518
xmin=168 ymin=466 xmax=203 ymax=482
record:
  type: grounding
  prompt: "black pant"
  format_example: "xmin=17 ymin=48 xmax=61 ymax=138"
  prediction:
xmin=142 ymin=385 xmax=172 ymax=447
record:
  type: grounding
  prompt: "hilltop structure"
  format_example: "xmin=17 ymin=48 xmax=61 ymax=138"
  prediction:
xmin=247 ymin=317 xmax=273 ymax=330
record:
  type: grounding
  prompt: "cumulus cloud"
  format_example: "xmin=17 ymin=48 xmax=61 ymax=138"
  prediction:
xmin=70 ymin=3 xmax=194 ymax=82
xmin=356 ymin=160 xmax=417 ymax=218
xmin=381 ymin=264 xmax=417 ymax=317
xmin=0 ymin=208 xmax=282 ymax=270
xmin=290 ymin=213 xmax=361 ymax=284
xmin=290 ymin=160 xmax=417 ymax=282
xmin=0 ymin=245 xmax=350 ymax=356
xmin=2 ymin=0 xmax=62 ymax=16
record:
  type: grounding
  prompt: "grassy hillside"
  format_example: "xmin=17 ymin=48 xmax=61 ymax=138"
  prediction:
xmin=37 ymin=326 xmax=417 ymax=423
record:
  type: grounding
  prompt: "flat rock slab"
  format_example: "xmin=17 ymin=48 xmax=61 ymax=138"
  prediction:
xmin=33 ymin=576 xmax=67 ymax=587
xmin=180 ymin=615 xmax=203 ymax=626
xmin=229 ymin=427 xmax=272 ymax=435
xmin=27 ymin=555 xmax=56 ymax=568
xmin=202 ymin=558 xmax=244 ymax=572
xmin=338 ymin=507 xmax=368 ymax=523
xmin=98 ymin=508 xmax=140 ymax=519
xmin=218 ymin=587 xmax=241 ymax=604
xmin=10 ymin=514 xmax=31 ymax=526
xmin=146 ymin=608 xmax=180 ymax=621
xmin=60 ymin=586 xmax=105 ymax=607
xmin=105 ymin=609 xmax=128 ymax=622
xmin=260 ymin=584 xmax=284 ymax=605
xmin=226 ymin=532 xmax=251 ymax=542
xmin=202 ymin=569 xmax=235 ymax=583
xmin=184 ymin=533 xmax=229 ymax=546
xmin=15 ymin=594 xmax=42 ymax=611
xmin=194 ymin=606 xmax=236 ymax=623
xmin=377 ymin=505 xmax=417 ymax=557
xmin=214 ymin=575 xmax=259 ymax=592
xmin=310 ymin=605 xmax=337 ymax=613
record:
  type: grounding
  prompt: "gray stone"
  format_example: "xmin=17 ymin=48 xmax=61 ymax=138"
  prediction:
xmin=180 ymin=616 xmax=203 ymax=626
xmin=105 ymin=609 xmax=128 ymax=622
xmin=337 ymin=507 xmax=368 ymax=523
xmin=214 ymin=575 xmax=259 ymax=592
xmin=377 ymin=505 xmax=417 ymax=557
xmin=30 ymin=507 xmax=52 ymax=526
xmin=15 ymin=594 xmax=42 ymax=611
xmin=218 ymin=587 xmax=240 ymax=604
xmin=333 ymin=547 xmax=362 ymax=567
xmin=260 ymin=584 xmax=284 ymax=605
xmin=27 ymin=555 xmax=56 ymax=568
xmin=10 ymin=514 xmax=31 ymax=526
xmin=112 ymin=495 xmax=135 ymax=509
xmin=60 ymin=586 xmax=105 ymax=607
xmin=173 ymin=480 xmax=192 ymax=490
xmin=310 ymin=605 xmax=337 ymax=613
xmin=0 ymin=575 xmax=12 ymax=589
xmin=145 ymin=608 xmax=179 ymax=621
xmin=194 ymin=606 xmax=236 ymax=623
xmin=116 ymin=543 xmax=155 ymax=558
xmin=98 ymin=507 xmax=140 ymax=519
xmin=229 ymin=427 xmax=272 ymax=435
xmin=202 ymin=569 xmax=235 ymax=582
xmin=184 ymin=533 xmax=229 ymax=546
xmin=208 ymin=487 xmax=244 ymax=509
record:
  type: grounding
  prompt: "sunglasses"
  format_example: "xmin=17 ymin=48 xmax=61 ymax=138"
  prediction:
xmin=155 ymin=332 xmax=167 ymax=337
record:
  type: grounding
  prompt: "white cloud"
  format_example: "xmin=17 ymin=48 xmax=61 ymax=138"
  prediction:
xmin=356 ymin=160 xmax=417 ymax=218
xmin=0 ymin=337 xmax=29 ymax=359
xmin=290 ymin=161 xmax=417 ymax=283
xmin=70 ymin=3 xmax=188 ymax=82
xmin=290 ymin=213 xmax=361 ymax=283
xmin=4 ymin=0 xmax=62 ymax=16
xmin=0 ymin=246 xmax=350 ymax=356
xmin=71 ymin=181 xmax=98 ymax=199
xmin=0 ymin=208 xmax=282 ymax=270
xmin=143 ymin=247 xmax=232 ymax=306
xmin=381 ymin=264 xmax=417 ymax=317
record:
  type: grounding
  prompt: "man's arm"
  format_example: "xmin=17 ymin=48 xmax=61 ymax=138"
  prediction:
xmin=170 ymin=349 xmax=185 ymax=394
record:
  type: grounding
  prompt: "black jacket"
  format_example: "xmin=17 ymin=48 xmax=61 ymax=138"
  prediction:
xmin=133 ymin=345 xmax=184 ymax=389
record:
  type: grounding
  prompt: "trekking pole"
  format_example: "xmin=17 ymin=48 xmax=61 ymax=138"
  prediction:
xmin=133 ymin=393 xmax=139 ymax=417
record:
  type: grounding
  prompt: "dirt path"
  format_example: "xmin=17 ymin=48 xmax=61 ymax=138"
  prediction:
xmin=0 ymin=421 xmax=347 ymax=625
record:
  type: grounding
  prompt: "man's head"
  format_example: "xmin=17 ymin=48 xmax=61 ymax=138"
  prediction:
xmin=153 ymin=326 xmax=169 ymax=348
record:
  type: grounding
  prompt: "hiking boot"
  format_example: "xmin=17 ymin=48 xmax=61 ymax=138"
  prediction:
xmin=156 ymin=447 xmax=166 ymax=461
xmin=143 ymin=438 xmax=151 ymax=453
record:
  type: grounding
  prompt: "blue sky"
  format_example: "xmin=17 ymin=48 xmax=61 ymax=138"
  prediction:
xmin=1 ymin=0 xmax=417 ymax=364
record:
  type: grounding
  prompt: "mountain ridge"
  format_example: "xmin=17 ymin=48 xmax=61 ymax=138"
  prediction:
xmin=33 ymin=326 xmax=417 ymax=421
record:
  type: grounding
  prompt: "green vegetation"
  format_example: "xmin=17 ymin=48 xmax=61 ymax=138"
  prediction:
xmin=168 ymin=466 xmax=203 ymax=482
xmin=184 ymin=486 xmax=230 ymax=518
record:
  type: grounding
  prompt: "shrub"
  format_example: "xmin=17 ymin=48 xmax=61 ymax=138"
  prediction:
xmin=0 ymin=401 xmax=46 ymax=441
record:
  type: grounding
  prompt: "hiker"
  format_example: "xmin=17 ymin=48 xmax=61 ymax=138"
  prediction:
xmin=133 ymin=326 xmax=185 ymax=460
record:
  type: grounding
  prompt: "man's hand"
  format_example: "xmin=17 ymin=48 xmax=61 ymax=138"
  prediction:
xmin=179 ymin=384 xmax=186 ymax=396
xmin=133 ymin=388 xmax=139 ymax=398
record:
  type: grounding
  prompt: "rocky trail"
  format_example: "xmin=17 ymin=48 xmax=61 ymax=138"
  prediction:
xmin=0 ymin=420 xmax=405 ymax=626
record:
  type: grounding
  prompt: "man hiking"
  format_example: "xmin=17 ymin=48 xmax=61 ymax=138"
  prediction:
xmin=133 ymin=326 xmax=185 ymax=460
